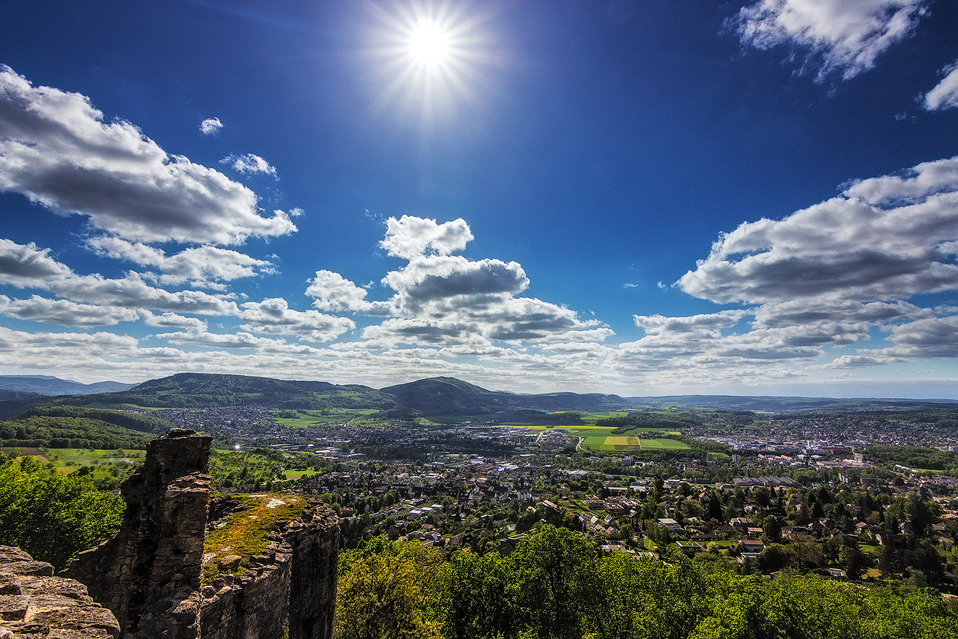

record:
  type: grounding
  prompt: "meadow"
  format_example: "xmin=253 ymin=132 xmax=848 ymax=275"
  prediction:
xmin=271 ymin=408 xmax=380 ymax=427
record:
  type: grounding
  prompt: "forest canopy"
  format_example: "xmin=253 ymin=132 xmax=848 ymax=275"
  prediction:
xmin=335 ymin=526 xmax=958 ymax=639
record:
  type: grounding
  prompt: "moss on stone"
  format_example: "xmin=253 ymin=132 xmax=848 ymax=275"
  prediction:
xmin=203 ymin=493 xmax=307 ymax=585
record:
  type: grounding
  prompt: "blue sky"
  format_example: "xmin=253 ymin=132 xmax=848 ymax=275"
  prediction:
xmin=1 ymin=0 xmax=957 ymax=397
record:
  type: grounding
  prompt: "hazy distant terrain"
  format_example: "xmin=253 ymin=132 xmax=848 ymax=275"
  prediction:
xmin=1 ymin=373 xmax=956 ymax=422
xmin=0 ymin=375 xmax=135 ymax=396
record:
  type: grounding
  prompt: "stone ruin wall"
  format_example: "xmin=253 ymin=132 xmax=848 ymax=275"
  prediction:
xmin=58 ymin=429 xmax=339 ymax=639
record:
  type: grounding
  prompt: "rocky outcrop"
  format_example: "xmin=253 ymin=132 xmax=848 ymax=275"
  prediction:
xmin=62 ymin=429 xmax=211 ymax=638
xmin=0 ymin=546 xmax=120 ymax=638
xmin=199 ymin=500 xmax=338 ymax=639
xmin=60 ymin=429 xmax=339 ymax=639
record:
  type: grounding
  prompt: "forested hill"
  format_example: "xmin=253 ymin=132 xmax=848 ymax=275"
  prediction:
xmin=0 ymin=373 xmax=398 ymax=419
xmin=0 ymin=405 xmax=172 ymax=449
xmin=0 ymin=373 xmax=639 ymax=420
xmin=1 ymin=372 xmax=952 ymax=421
xmin=380 ymin=377 xmax=635 ymax=416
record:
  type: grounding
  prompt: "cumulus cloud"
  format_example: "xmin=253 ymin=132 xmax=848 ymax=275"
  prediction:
xmin=729 ymin=0 xmax=928 ymax=82
xmin=0 ymin=238 xmax=239 ymax=315
xmin=88 ymin=236 xmax=276 ymax=288
xmin=678 ymin=155 xmax=958 ymax=304
xmin=380 ymin=216 xmax=473 ymax=259
xmin=0 ymin=239 xmax=73 ymax=287
xmin=306 ymin=270 xmax=393 ymax=315
xmin=199 ymin=117 xmax=223 ymax=134
xmin=0 ymin=66 xmax=297 ymax=244
xmin=0 ymin=295 xmax=139 ymax=326
xmin=139 ymin=311 xmax=207 ymax=331
xmin=924 ymin=60 xmax=958 ymax=111
xmin=221 ymin=153 xmax=277 ymax=177
xmin=383 ymin=255 xmax=529 ymax=314
xmin=239 ymin=298 xmax=354 ymax=342
xmin=752 ymin=299 xmax=930 ymax=327
xmin=0 ymin=325 xmax=139 ymax=353
xmin=306 ymin=217 xmax=605 ymax=347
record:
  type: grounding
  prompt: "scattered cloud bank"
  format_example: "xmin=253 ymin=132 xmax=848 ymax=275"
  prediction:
xmin=729 ymin=0 xmax=928 ymax=82
xmin=0 ymin=67 xmax=957 ymax=393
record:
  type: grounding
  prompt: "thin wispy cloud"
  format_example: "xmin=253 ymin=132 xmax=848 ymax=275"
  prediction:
xmin=729 ymin=0 xmax=928 ymax=82
xmin=221 ymin=153 xmax=278 ymax=177
xmin=924 ymin=60 xmax=958 ymax=111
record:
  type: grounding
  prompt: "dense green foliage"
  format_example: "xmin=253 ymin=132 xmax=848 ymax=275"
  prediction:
xmin=209 ymin=449 xmax=288 ymax=490
xmin=0 ymin=410 xmax=159 ymax=449
xmin=0 ymin=453 xmax=123 ymax=570
xmin=863 ymin=445 xmax=958 ymax=473
xmin=599 ymin=409 xmax=760 ymax=434
xmin=336 ymin=526 xmax=958 ymax=639
xmin=23 ymin=405 xmax=172 ymax=433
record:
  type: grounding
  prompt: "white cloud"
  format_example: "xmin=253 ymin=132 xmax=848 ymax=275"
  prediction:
xmin=154 ymin=328 xmax=286 ymax=350
xmin=383 ymin=255 xmax=529 ymax=314
xmin=306 ymin=270 xmax=394 ymax=315
xmin=139 ymin=311 xmax=207 ymax=331
xmin=346 ymin=218 xmax=606 ymax=346
xmin=730 ymin=0 xmax=928 ymax=82
xmin=678 ymin=155 xmax=958 ymax=304
xmin=221 ymin=153 xmax=277 ymax=177
xmin=380 ymin=215 xmax=473 ymax=259
xmin=924 ymin=60 xmax=958 ymax=111
xmin=0 ymin=295 xmax=139 ymax=327
xmin=0 ymin=239 xmax=74 ymax=287
xmin=0 ymin=66 xmax=297 ymax=244
xmin=0 ymin=325 xmax=138 ymax=353
xmin=752 ymin=299 xmax=930 ymax=326
xmin=0 ymin=238 xmax=239 ymax=315
xmin=88 ymin=237 xmax=276 ymax=287
xmin=199 ymin=117 xmax=223 ymax=134
xmin=239 ymin=298 xmax=354 ymax=342
xmin=634 ymin=310 xmax=747 ymax=333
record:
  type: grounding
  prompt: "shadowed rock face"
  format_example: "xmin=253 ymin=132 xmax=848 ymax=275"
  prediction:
xmin=63 ymin=429 xmax=212 ymax=638
xmin=0 ymin=545 xmax=121 ymax=638
xmin=60 ymin=428 xmax=339 ymax=639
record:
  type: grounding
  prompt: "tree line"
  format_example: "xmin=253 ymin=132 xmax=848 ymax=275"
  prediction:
xmin=335 ymin=525 xmax=958 ymax=639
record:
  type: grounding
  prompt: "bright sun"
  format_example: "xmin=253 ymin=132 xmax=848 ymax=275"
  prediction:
xmin=365 ymin=3 xmax=493 ymax=119
xmin=407 ymin=19 xmax=451 ymax=69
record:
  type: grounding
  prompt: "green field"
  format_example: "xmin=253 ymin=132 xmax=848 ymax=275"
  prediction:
xmin=284 ymin=469 xmax=318 ymax=479
xmin=580 ymin=436 xmax=691 ymax=452
xmin=273 ymin=408 xmax=379 ymax=427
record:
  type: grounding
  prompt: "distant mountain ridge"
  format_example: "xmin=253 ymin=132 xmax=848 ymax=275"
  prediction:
xmin=0 ymin=373 xmax=637 ymax=420
xmin=0 ymin=372 xmax=954 ymax=422
xmin=0 ymin=375 xmax=135 ymax=396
